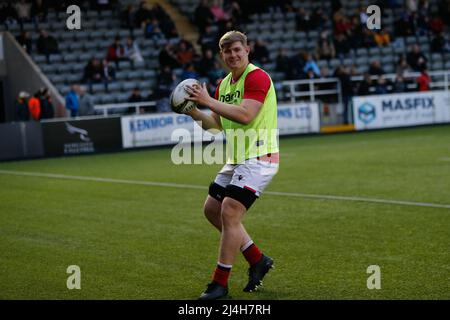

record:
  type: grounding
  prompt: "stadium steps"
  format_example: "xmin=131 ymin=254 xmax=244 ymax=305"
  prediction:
xmin=147 ymin=0 xmax=200 ymax=52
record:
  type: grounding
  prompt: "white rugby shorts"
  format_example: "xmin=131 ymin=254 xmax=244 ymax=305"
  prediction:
xmin=214 ymin=158 xmax=279 ymax=197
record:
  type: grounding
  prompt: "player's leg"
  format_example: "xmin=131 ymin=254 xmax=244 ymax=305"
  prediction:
xmin=229 ymin=159 xmax=278 ymax=292
xmin=204 ymin=193 xmax=252 ymax=247
xmin=218 ymin=196 xmax=248 ymax=265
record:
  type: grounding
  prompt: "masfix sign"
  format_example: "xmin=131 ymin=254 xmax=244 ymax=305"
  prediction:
xmin=41 ymin=117 xmax=122 ymax=156
xmin=353 ymin=91 xmax=450 ymax=130
xmin=121 ymin=103 xmax=320 ymax=149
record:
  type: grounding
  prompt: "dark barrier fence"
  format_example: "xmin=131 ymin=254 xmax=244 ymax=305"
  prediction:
xmin=0 ymin=122 xmax=44 ymax=160
xmin=41 ymin=117 xmax=122 ymax=157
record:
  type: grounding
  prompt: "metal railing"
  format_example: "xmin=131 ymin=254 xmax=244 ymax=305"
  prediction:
xmin=94 ymin=101 xmax=156 ymax=116
xmin=280 ymin=70 xmax=450 ymax=103
xmin=91 ymin=71 xmax=450 ymax=117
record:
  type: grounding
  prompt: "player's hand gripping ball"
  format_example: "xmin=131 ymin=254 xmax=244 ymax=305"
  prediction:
xmin=170 ymin=78 xmax=200 ymax=114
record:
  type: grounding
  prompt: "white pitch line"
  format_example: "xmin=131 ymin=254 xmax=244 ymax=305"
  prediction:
xmin=0 ymin=169 xmax=449 ymax=210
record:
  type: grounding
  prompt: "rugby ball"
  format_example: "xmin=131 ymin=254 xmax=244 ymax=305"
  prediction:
xmin=170 ymin=78 xmax=200 ymax=114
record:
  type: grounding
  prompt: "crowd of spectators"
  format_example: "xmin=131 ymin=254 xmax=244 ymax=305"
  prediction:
xmin=7 ymin=0 xmax=450 ymax=120
xmin=14 ymin=87 xmax=54 ymax=121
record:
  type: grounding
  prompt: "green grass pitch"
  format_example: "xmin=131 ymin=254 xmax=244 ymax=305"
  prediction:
xmin=0 ymin=125 xmax=449 ymax=299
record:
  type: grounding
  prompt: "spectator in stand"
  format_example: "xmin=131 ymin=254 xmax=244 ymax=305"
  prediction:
xmin=296 ymin=8 xmax=311 ymax=31
xmin=127 ymin=87 xmax=144 ymax=114
xmin=28 ymin=91 xmax=41 ymax=121
xmin=368 ymin=60 xmax=385 ymax=76
xmin=374 ymin=76 xmax=389 ymax=94
xmin=176 ymin=39 xmax=194 ymax=66
xmin=429 ymin=14 xmax=444 ymax=35
xmin=431 ymin=32 xmax=450 ymax=53
xmin=0 ymin=2 xmax=18 ymax=29
xmin=207 ymin=61 xmax=225 ymax=85
xmin=417 ymin=1 xmax=431 ymax=35
xmin=315 ymin=31 xmax=336 ymax=60
xmin=134 ymin=0 xmax=152 ymax=28
xmin=198 ymin=25 xmax=218 ymax=54
xmin=14 ymin=0 xmax=32 ymax=30
xmin=303 ymin=53 xmax=321 ymax=77
xmin=334 ymin=65 xmax=353 ymax=124
xmin=37 ymin=29 xmax=58 ymax=62
xmin=417 ymin=66 xmax=431 ymax=91
xmin=101 ymin=59 xmax=116 ymax=92
xmin=210 ymin=0 xmax=230 ymax=22
xmin=358 ymin=6 xmax=369 ymax=25
xmin=357 ymin=73 xmax=373 ymax=95
xmin=252 ymin=39 xmax=270 ymax=65
xmin=155 ymin=65 xmax=176 ymax=113
xmin=106 ymin=36 xmax=126 ymax=69
xmin=124 ymin=37 xmax=144 ymax=64
xmin=407 ymin=44 xmax=428 ymax=71
xmin=310 ymin=6 xmax=328 ymax=31
xmin=194 ymin=0 xmax=215 ymax=33
xmin=334 ymin=33 xmax=351 ymax=58
xmin=225 ymin=1 xmax=244 ymax=25
xmin=197 ymin=49 xmax=216 ymax=77
xmin=15 ymin=91 xmax=30 ymax=121
xmin=127 ymin=87 xmax=143 ymax=103
xmin=393 ymin=74 xmax=408 ymax=93
xmin=78 ymin=86 xmax=95 ymax=116
xmin=396 ymin=54 xmax=412 ymax=77
xmin=65 ymin=84 xmax=80 ymax=117
xmin=334 ymin=14 xmax=352 ymax=36
xmin=145 ymin=18 xmax=164 ymax=40
xmin=348 ymin=15 xmax=364 ymax=49
xmin=288 ymin=50 xmax=306 ymax=80
xmin=31 ymin=0 xmax=48 ymax=24
xmin=275 ymin=48 xmax=292 ymax=76
xmin=395 ymin=11 xmax=416 ymax=37
xmin=82 ymin=58 xmax=103 ymax=93
xmin=159 ymin=43 xmax=180 ymax=69
xmin=120 ymin=4 xmax=136 ymax=30
xmin=160 ymin=16 xmax=178 ymax=39
xmin=38 ymin=87 xmax=54 ymax=119
xmin=181 ymin=63 xmax=199 ymax=81
xmin=374 ymin=28 xmax=391 ymax=47
xmin=16 ymin=31 xmax=32 ymax=54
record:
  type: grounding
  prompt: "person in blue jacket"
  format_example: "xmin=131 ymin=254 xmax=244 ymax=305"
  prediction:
xmin=65 ymin=84 xmax=80 ymax=117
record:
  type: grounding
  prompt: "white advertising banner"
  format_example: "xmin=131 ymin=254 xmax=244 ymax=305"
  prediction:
xmin=353 ymin=91 xmax=450 ymax=130
xmin=121 ymin=113 xmax=221 ymax=148
xmin=121 ymin=103 xmax=320 ymax=148
xmin=277 ymin=102 xmax=320 ymax=135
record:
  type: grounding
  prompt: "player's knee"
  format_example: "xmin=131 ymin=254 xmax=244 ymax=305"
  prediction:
xmin=203 ymin=198 xmax=220 ymax=219
xmin=220 ymin=200 xmax=243 ymax=227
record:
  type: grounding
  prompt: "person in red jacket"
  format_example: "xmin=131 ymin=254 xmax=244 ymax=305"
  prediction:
xmin=417 ymin=66 xmax=431 ymax=92
xmin=28 ymin=92 xmax=41 ymax=120
xmin=106 ymin=36 xmax=126 ymax=68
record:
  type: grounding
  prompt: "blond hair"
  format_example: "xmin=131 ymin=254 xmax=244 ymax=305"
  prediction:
xmin=219 ymin=30 xmax=248 ymax=51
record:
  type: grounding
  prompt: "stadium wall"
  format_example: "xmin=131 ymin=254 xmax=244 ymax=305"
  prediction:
xmin=3 ymin=98 xmax=450 ymax=161
xmin=1 ymin=32 xmax=65 ymax=122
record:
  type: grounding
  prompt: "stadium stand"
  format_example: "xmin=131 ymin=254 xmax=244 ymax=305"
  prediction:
xmin=1 ymin=0 xmax=449 ymax=121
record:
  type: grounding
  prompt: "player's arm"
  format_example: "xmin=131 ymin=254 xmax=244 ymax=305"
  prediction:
xmin=186 ymin=107 xmax=222 ymax=132
xmin=186 ymin=83 xmax=263 ymax=125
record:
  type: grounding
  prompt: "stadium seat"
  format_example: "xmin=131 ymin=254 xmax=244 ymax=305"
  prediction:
xmin=92 ymin=83 xmax=106 ymax=94
xmin=118 ymin=60 xmax=132 ymax=69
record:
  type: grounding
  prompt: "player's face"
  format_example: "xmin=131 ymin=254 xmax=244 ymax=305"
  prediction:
xmin=220 ymin=41 xmax=249 ymax=70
